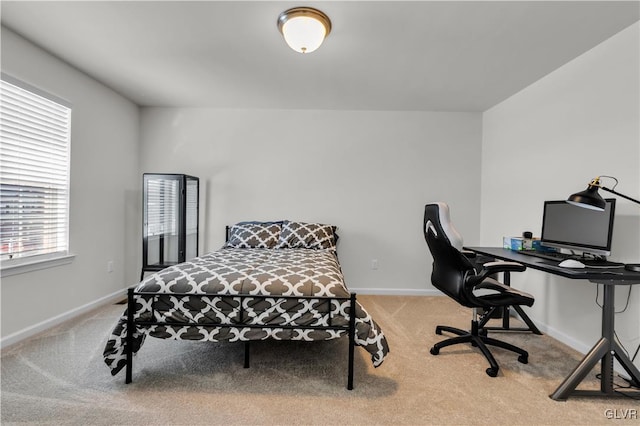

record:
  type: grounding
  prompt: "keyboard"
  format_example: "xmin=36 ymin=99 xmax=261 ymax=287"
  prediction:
xmin=518 ymin=250 xmax=624 ymax=268
xmin=517 ymin=251 xmax=570 ymax=262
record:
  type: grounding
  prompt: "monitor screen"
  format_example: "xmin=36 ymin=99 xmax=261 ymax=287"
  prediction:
xmin=540 ymin=199 xmax=616 ymax=256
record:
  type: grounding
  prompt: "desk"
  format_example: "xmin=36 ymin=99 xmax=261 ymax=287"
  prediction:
xmin=466 ymin=247 xmax=640 ymax=401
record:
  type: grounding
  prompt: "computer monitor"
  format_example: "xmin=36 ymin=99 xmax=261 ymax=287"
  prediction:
xmin=540 ymin=199 xmax=616 ymax=257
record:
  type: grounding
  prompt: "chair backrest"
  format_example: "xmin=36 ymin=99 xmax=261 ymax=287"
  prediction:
xmin=423 ymin=202 xmax=478 ymax=307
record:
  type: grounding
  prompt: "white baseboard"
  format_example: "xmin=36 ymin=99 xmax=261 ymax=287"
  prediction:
xmin=513 ymin=313 xmax=640 ymax=375
xmin=531 ymin=322 xmax=590 ymax=355
xmin=0 ymin=288 xmax=127 ymax=350
xmin=351 ymin=288 xmax=442 ymax=296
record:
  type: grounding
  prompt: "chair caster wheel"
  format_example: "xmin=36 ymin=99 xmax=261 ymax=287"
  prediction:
xmin=518 ymin=354 xmax=528 ymax=364
xmin=486 ymin=367 xmax=498 ymax=377
xmin=430 ymin=347 xmax=439 ymax=356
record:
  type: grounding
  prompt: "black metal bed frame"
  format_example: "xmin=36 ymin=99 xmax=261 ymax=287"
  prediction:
xmin=124 ymin=288 xmax=358 ymax=389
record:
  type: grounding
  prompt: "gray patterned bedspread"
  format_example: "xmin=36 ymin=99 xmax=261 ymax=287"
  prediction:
xmin=103 ymin=248 xmax=389 ymax=375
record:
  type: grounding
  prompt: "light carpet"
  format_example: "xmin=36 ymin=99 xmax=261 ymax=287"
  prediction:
xmin=1 ymin=295 xmax=638 ymax=425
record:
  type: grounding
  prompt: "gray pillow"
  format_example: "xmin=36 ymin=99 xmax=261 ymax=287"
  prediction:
xmin=224 ymin=222 xmax=282 ymax=249
xmin=275 ymin=220 xmax=337 ymax=250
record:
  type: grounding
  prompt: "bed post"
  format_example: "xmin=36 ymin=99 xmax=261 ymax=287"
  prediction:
xmin=244 ymin=341 xmax=250 ymax=368
xmin=348 ymin=293 xmax=356 ymax=390
xmin=125 ymin=288 xmax=134 ymax=384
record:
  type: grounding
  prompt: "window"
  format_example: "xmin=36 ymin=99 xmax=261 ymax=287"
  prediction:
xmin=146 ymin=178 xmax=179 ymax=237
xmin=0 ymin=73 xmax=72 ymax=269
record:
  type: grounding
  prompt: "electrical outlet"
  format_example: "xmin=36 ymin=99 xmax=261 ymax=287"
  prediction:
xmin=371 ymin=259 xmax=379 ymax=270
xmin=107 ymin=261 xmax=114 ymax=273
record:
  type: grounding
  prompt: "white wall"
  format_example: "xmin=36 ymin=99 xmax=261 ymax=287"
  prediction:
xmin=0 ymin=28 xmax=141 ymax=340
xmin=139 ymin=108 xmax=482 ymax=294
xmin=482 ymin=23 xmax=640 ymax=366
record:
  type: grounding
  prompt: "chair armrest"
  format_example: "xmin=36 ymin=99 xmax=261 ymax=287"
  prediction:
xmin=482 ymin=261 xmax=526 ymax=274
xmin=461 ymin=249 xmax=477 ymax=258
xmin=465 ymin=261 xmax=526 ymax=293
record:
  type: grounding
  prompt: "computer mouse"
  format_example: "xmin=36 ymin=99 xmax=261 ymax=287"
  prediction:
xmin=559 ymin=259 xmax=586 ymax=268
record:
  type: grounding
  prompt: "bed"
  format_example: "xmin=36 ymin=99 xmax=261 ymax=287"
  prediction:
xmin=103 ymin=220 xmax=389 ymax=389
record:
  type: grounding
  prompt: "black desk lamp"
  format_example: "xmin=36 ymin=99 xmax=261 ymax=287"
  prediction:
xmin=567 ymin=175 xmax=640 ymax=272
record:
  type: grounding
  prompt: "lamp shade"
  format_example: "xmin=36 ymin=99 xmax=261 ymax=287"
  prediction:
xmin=567 ymin=184 xmax=606 ymax=211
xmin=277 ymin=7 xmax=331 ymax=53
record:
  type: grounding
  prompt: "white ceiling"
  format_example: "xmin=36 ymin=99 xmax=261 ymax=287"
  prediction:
xmin=1 ymin=1 xmax=638 ymax=111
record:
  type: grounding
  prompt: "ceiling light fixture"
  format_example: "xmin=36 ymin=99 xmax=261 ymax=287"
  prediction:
xmin=277 ymin=7 xmax=331 ymax=54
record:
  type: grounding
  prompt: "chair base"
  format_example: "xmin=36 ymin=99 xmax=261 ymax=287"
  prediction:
xmin=430 ymin=322 xmax=529 ymax=377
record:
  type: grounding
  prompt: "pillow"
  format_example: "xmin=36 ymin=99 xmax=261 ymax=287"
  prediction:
xmin=224 ymin=221 xmax=282 ymax=249
xmin=275 ymin=220 xmax=338 ymax=251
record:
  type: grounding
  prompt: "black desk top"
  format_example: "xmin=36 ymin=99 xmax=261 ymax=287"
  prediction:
xmin=465 ymin=247 xmax=640 ymax=284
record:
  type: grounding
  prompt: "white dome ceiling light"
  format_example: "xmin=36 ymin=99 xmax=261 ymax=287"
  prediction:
xmin=277 ymin=7 xmax=332 ymax=54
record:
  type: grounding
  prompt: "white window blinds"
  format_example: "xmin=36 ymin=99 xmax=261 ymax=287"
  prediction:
xmin=0 ymin=74 xmax=72 ymax=261
xmin=146 ymin=178 xmax=178 ymax=237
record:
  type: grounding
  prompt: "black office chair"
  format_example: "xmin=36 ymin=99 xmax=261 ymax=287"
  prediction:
xmin=424 ymin=202 xmax=535 ymax=377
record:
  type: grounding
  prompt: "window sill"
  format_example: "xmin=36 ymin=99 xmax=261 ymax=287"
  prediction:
xmin=0 ymin=253 xmax=76 ymax=278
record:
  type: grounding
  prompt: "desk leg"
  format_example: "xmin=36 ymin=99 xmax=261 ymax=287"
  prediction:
xmin=613 ymin=340 xmax=640 ymax=387
xmin=550 ymin=284 xmax=640 ymax=400
xmin=502 ymin=272 xmax=511 ymax=330
xmin=481 ymin=271 xmax=542 ymax=335
xmin=550 ymin=337 xmax=609 ymax=400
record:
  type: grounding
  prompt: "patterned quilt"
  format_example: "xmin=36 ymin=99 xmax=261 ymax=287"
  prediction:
xmin=103 ymin=248 xmax=389 ymax=376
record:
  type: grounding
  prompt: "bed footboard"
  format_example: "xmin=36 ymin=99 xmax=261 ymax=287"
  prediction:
xmin=124 ymin=288 xmax=358 ymax=389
